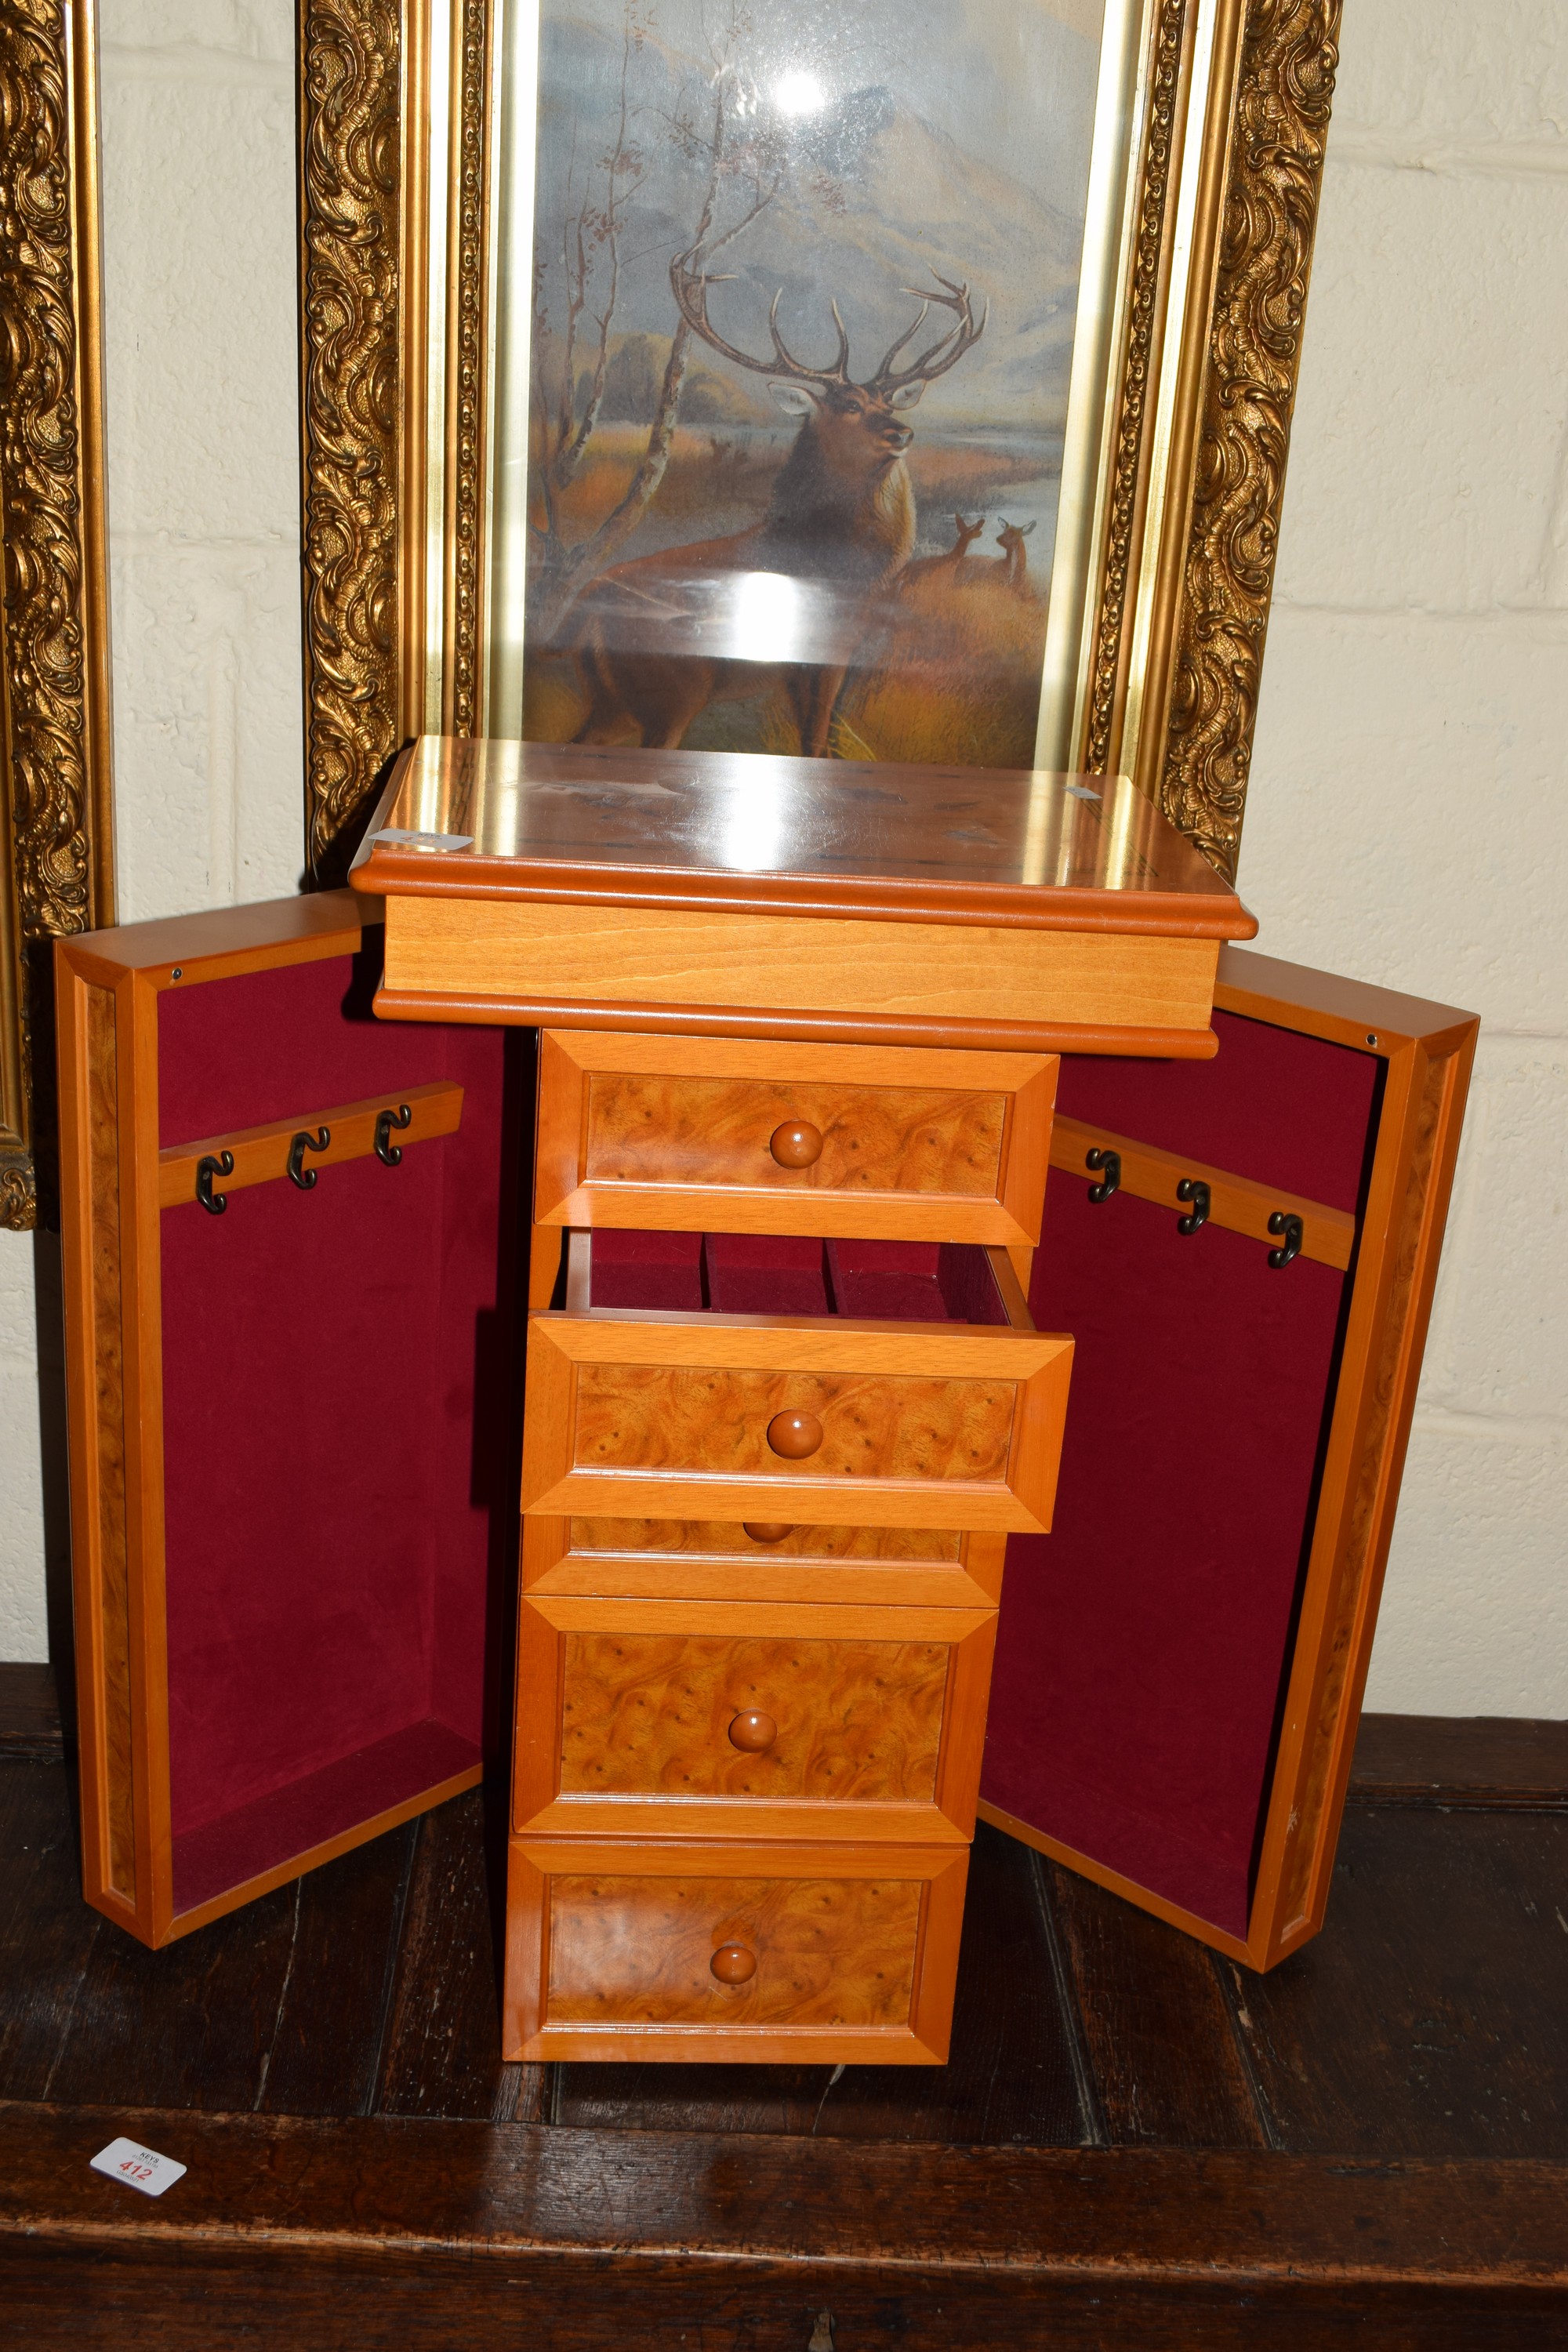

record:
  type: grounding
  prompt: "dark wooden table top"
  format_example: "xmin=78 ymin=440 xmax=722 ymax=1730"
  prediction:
xmin=351 ymin=738 xmax=1258 ymax=938
xmin=3 ymin=1700 xmax=1564 ymax=2346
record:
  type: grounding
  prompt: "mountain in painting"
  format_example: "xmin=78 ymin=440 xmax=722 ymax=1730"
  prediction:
xmin=534 ymin=10 xmax=1088 ymax=434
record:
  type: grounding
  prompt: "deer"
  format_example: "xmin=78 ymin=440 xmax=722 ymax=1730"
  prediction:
xmin=994 ymin=517 xmax=1036 ymax=594
xmin=898 ymin=513 xmax=988 ymax=597
xmin=565 ymin=255 xmax=987 ymax=756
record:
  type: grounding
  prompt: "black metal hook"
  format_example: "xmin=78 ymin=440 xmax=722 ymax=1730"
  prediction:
xmin=1085 ymin=1146 xmax=1120 ymax=1203
xmin=1268 ymin=1210 xmax=1303 ymax=1269
xmin=194 ymin=1150 xmax=234 ymax=1216
xmin=374 ymin=1103 xmax=413 ymax=1167
xmin=287 ymin=1127 xmax=331 ymax=1189
xmin=1176 ymin=1177 xmax=1210 ymax=1236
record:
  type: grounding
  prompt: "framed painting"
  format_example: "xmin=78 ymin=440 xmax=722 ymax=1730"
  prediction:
xmin=494 ymin=0 xmax=1138 ymax=775
xmin=298 ymin=0 xmax=1341 ymax=884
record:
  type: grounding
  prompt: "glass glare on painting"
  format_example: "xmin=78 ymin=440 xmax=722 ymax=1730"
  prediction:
xmin=517 ymin=0 xmax=1109 ymax=767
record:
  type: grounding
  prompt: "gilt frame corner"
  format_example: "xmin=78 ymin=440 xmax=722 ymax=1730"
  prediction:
xmin=297 ymin=0 xmax=1342 ymax=891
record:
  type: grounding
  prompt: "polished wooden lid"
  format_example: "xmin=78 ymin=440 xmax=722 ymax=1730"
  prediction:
xmin=350 ymin=739 xmax=1256 ymax=941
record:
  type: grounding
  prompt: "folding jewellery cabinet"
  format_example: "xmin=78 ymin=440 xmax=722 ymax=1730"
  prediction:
xmin=56 ymin=740 xmax=1477 ymax=2066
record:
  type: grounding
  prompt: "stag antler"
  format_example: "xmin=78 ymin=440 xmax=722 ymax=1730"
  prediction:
xmin=670 ymin=249 xmax=985 ymax=392
xmin=671 ymin=249 xmax=851 ymax=383
xmin=870 ymin=270 xmax=988 ymax=393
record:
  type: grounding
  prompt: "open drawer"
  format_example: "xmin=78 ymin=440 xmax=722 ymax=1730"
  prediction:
xmin=520 ymin=1232 xmax=1073 ymax=1535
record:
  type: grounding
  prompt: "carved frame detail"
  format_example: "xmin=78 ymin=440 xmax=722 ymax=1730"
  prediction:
xmin=1084 ymin=0 xmax=1188 ymax=779
xmin=1159 ymin=0 xmax=1341 ymax=878
xmin=444 ymin=0 xmax=492 ymax=736
xmin=0 ymin=0 xmax=114 ymax=1230
xmin=298 ymin=0 xmax=405 ymax=886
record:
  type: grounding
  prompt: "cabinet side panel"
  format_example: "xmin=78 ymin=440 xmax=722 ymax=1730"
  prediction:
xmin=1270 ymin=1040 xmax=1468 ymax=1940
xmin=85 ymin=984 xmax=135 ymax=1899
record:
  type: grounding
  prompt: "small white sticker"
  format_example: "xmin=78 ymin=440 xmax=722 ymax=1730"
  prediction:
xmin=90 ymin=2137 xmax=187 ymax=2198
xmin=1062 ymin=784 xmax=1102 ymax=802
xmin=372 ymin=828 xmax=474 ymax=852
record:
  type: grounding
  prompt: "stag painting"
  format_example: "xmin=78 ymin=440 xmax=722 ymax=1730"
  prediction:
xmin=517 ymin=0 xmax=1108 ymax=768
xmin=568 ymin=262 xmax=986 ymax=753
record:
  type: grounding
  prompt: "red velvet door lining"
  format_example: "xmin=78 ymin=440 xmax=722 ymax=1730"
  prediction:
xmin=982 ymin=1017 xmax=1379 ymax=1938
xmin=157 ymin=949 xmax=524 ymax=1917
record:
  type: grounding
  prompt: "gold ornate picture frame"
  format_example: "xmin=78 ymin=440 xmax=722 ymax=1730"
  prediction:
xmin=299 ymin=0 xmax=1341 ymax=885
xmin=0 ymin=0 xmax=114 ymax=1230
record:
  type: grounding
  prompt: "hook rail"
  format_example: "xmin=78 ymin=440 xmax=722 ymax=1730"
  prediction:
xmin=1051 ymin=1116 xmax=1356 ymax=1273
xmin=157 ymin=1080 xmax=464 ymax=1211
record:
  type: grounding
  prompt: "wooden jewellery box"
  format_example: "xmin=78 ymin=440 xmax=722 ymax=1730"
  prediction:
xmin=56 ymin=742 xmax=1477 ymax=2069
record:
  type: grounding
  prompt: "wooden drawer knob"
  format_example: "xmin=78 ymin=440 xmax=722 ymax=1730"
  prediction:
xmin=710 ymin=1942 xmax=757 ymax=1985
xmin=769 ymin=1120 xmax=823 ymax=1169
xmin=743 ymin=1522 xmax=793 ymax=1543
xmin=728 ymin=1709 xmax=778 ymax=1753
xmin=767 ymin=1410 xmax=823 ymax=1460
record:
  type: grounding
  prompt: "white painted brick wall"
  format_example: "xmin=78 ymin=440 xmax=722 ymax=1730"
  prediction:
xmin=1243 ymin=0 xmax=1568 ymax=1713
xmin=1 ymin=0 xmax=1563 ymax=1715
xmin=0 ymin=0 xmax=304 ymax=1660
xmin=98 ymin=0 xmax=305 ymax=922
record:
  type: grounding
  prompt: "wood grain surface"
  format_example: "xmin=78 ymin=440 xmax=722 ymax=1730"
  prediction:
xmin=546 ymin=1871 xmax=925 ymax=2029
xmin=56 ymin=888 xmax=368 ymax=989
xmin=527 ymin=1516 xmax=1004 ymax=1609
xmin=8 ymin=1759 xmax=1568 ymax=2151
xmin=525 ymin=1316 xmax=1071 ymax=1531
xmin=355 ymin=741 xmax=1256 ymax=933
xmin=568 ymin=1517 xmax=962 ymax=1563
xmin=536 ymin=1031 xmax=1056 ymax=1238
xmin=1220 ymin=1808 xmax=1568 ymax=2160
xmin=380 ymin=981 xmax=1223 ymax=1062
xmin=558 ymin=1633 xmax=949 ymax=1803
xmin=0 ymin=1668 xmax=64 ymax=1762
xmin=373 ymin=1798 xmax=531 ymax=2124
xmin=572 ymin=1365 xmax=1016 ymax=1486
xmin=6 ymin=1743 xmax=1568 ymax=2342
xmin=1044 ymin=1864 xmax=1268 ymax=2151
xmin=555 ymin=1825 xmax=1090 ymax=2147
xmin=382 ymin=894 xmax=1223 ymax=1036
xmin=5 ymin=2107 xmax=1566 ymax=2348
xmin=1348 ymin=1715 xmax=1568 ymax=1808
xmin=84 ymin=984 xmax=135 ymax=1900
xmin=535 ymin=1303 xmax=1066 ymax=1376
xmin=586 ymin=1073 xmax=1007 ymax=1198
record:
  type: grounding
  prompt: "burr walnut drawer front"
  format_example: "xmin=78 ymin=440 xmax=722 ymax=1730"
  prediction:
xmin=505 ymin=1839 xmax=968 ymax=2063
xmin=535 ymin=1031 xmax=1057 ymax=1247
xmin=523 ymin=1516 xmax=1010 ymax=1610
xmin=521 ymin=1308 xmax=1073 ymax=1535
xmin=514 ymin=1597 xmax=996 ymax=1842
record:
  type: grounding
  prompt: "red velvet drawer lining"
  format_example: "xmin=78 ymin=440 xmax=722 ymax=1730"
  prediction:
xmin=584 ymin=1230 xmax=1009 ymax=1325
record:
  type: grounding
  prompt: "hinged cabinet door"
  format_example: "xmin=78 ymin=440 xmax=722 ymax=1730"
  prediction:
xmin=981 ymin=946 xmax=1478 ymax=1970
xmin=56 ymin=893 xmax=526 ymax=1947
